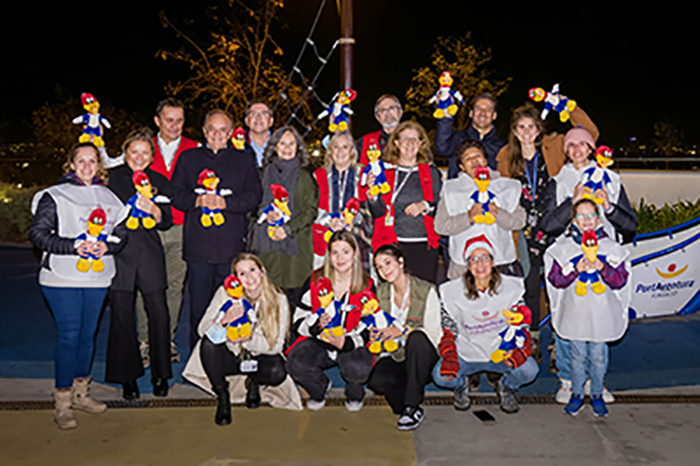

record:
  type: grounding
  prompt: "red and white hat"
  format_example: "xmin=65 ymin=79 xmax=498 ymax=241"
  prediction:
xmin=463 ymin=234 xmax=495 ymax=261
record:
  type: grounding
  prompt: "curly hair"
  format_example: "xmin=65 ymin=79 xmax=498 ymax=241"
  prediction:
xmin=262 ymin=126 xmax=310 ymax=168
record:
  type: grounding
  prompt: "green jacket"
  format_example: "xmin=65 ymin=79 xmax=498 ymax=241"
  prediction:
xmin=258 ymin=168 xmax=318 ymax=289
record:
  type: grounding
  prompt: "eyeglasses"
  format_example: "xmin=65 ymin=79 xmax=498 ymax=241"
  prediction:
xmin=468 ymin=254 xmax=491 ymax=264
xmin=575 ymin=213 xmax=598 ymax=220
xmin=375 ymin=106 xmax=401 ymax=116
xmin=247 ymin=111 xmax=271 ymax=118
xmin=398 ymin=137 xmax=421 ymax=146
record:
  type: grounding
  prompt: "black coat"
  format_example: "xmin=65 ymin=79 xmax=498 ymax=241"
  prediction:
xmin=171 ymin=143 xmax=262 ymax=264
xmin=108 ymin=165 xmax=172 ymax=293
xmin=434 ymin=118 xmax=505 ymax=178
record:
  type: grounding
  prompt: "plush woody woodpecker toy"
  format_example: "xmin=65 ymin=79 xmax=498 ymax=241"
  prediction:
xmin=581 ymin=146 xmax=615 ymax=205
xmin=72 ymin=93 xmax=111 ymax=147
xmin=573 ymin=230 xmax=607 ymax=296
xmin=126 ymin=170 xmax=157 ymax=230
xmin=232 ymin=127 xmax=246 ymax=151
xmin=468 ymin=166 xmax=497 ymax=225
xmin=257 ymin=183 xmax=292 ymax=238
xmin=318 ymin=89 xmax=356 ymax=133
xmin=528 ymin=83 xmax=577 ymax=123
xmin=216 ymin=274 xmax=255 ymax=342
xmin=429 ymin=71 xmax=464 ymax=119
xmin=75 ymin=208 xmax=108 ymax=273
xmin=358 ymin=289 xmax=407 ymax=354
xmin=360 ymin=147 xmax=391 ymax=198
xmin=313 ymin=277 xmax=345 ymax=340
xmin=323 ymin=197 xmax=361 ymax=243
xmin=490 ymin=305 xmax=533 ymax=367
xmin=194 ymin=169 xmax=232 ymax=228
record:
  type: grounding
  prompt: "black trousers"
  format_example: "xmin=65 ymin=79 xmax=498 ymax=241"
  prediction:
xmin=286 ymin=339 xmax=372 ymax=402
xmin=524 ymin=252 xmax=543 ymax=331
xmin=187 ymin=261 xmax=231 ymax=349
xmin=367 ymin=331 xmax=438 ymax=414
xmin=400 ymin=241 xmax=439 ymax=284
xmin=106 ymin=289 xmax=172 ymax=383
xmin=199 ymin=336 xmax=287 ymax=388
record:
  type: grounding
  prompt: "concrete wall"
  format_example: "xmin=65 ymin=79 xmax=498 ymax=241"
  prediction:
xmin=619 ymin=170 xmax=700 ymax=206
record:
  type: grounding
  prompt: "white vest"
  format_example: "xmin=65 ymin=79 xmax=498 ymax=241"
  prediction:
xmin=442 ymin=172 xmax=521 ymax=266
xmin=31 ymin=183 xmax=128 ymax=288
xmin=440 ymin=275 xmax=525 ymax=362
xmin=554 ymin=162 xmax=622 ymax=241
xmin=544 ymin=234 xmax=631 ymax=342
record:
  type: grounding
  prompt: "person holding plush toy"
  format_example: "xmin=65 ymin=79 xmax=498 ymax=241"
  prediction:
xmin=312 ymin=131 xmax=371 ymax=274
xmin=29 ymin=142 xmax=129 ymax=429
xmin=545 ymin=199 xmax=631 ymax=417
xmin=365 ymin=121 xmax=442 ymax=284
xmin=253 ymin=126 xmax=318 ymax=308
xmin=105 ymin=128 xmax=174 ymax=400
xmin=183 ymin=253 xmax=300 ymax=425
xmin=366 ymin=243 xmax=441 ymax=430
xmin=286 ymin=231 xmax=375 ymax=412
xmin=539 ymin=125 xmax=637 ymax=404
xmin=432 ymin=235 xmax=539 ymax=414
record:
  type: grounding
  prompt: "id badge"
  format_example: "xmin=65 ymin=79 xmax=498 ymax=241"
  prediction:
xmin=240 ymin=360 xmax=258 ymax=373
xmin=205 ymin=324 xmax=227 ymax=345
xmin=527 ymin=213 xmax=538 ymax=227
xmin=385 ymin=206 xmax=394 ymax=227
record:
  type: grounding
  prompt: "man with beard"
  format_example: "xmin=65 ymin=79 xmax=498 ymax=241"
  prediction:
xmin=356 ymin=94 xmax=404 ymax=165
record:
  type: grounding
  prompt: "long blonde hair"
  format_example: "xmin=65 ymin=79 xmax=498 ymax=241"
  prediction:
xmin=232 ymin=253 xmax=284 ymax=348
xmin=320 ymin=230 xmax=368 ymax=295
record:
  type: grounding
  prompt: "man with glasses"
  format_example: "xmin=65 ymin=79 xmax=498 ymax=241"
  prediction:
xmin=356 ymin=94 xmax=404 ymax=165
xmin=243 ymin=101 xmax=275 ymax=168
xmin=171 ymin=109 xmax=262 ymax=348
xmin=435 ymin=93 xmax=505 ymax=178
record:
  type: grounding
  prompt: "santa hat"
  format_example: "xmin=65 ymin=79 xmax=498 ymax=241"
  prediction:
xmin=88 ymin=208 xmax=106 ymax=225
xmin=132 ymin=170 xmax=150 ymax=187
xmin=271 ymin=183 xmax=289 ymax=201
xmin=463 ymin=234 xmax=495 ymax=261
xmin=197 ymin=169 xmax=217 ymax=186
xmin=81 ymin=93 xmax=97 ymax=106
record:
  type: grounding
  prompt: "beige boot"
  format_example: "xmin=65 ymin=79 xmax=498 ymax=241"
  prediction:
xmin=54 ymin=389 xmax=77 ymax=430
xmin=71 ymin=377 xmax=107 ymax=414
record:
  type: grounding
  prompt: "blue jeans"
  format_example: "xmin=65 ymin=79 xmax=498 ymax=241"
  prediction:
xmin=570 ymin=340 xmax=608 ymax=397
xmin=432 ymin=354 xmax=539 ymax=391
xmin=556 ymin=334 xmax=609 ymax=383
xmin=41 ymin=286 xmax=108 ymax=389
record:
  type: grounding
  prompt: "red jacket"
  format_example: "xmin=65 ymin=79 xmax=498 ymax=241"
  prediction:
xmin=149 ymin=136 xmax=199 ymax=225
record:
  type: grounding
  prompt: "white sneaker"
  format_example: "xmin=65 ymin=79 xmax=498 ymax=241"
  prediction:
xmin=556 ymin=379 xmax=572 ymax=404
xmin=345 ymin=400 xmax=363 ymax=412
xmin=583 ymin=380 xmax=615 ymax=403
xmin=307 ymin=380 xmax=332 ymax=411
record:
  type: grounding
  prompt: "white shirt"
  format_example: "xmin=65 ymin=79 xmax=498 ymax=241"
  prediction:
xmin=158 ymin=134 xmax=181 ymax=171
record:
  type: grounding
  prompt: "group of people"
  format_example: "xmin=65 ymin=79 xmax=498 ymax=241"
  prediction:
xmin=29 ymin=90 xmax=636 ymax=432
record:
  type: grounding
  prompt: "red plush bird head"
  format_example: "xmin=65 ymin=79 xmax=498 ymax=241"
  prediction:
xmin=271 ymin=183 xmax=289 ymax=203
xmin=224 ymin=274 xmax=244 ymax=299
xmin=197 ymin=169 xmax=219 ymax=190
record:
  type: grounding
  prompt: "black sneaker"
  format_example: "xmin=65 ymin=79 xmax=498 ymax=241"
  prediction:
xmin=397 ymin=405 xmax=424 ymax=431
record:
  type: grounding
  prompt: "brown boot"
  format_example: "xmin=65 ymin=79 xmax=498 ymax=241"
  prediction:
xmin=71 ymin=377 xmax=107 ymax=414
xmin=54 ymin=389 xmax=77 ymax=430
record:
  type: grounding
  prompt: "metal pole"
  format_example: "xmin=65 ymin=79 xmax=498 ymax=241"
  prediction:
xmin=339 ymin=0 xmax=354 ymax=127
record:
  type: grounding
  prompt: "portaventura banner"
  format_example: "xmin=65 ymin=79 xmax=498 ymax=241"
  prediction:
xmin=626 ymin=217 xmax=700 ymax=318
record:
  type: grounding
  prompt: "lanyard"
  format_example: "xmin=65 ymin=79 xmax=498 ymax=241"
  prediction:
xmin=525 ymin=152 xmax=539 ymax=200
xmin=391 ymin=166 xmax=417 ymax=204
xmin=392 ymin=280 xmax=411 ymax=323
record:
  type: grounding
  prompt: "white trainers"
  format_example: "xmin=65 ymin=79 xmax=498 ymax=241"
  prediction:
xmin=556 ymin=379 xmax=572 ymax=404
xmin=307 ymin=380 xmax=332 ymax=411
xmin=583 ymin=380 xmax=615 ymax=403
xmin=345 ymin=400 xmax=363 ymax=412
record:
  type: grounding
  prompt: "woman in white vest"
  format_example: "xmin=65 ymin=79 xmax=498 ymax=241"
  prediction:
xmin=183 ymin=252 xmax=301 ymax=425
xmin=367 ymin=243 xmax=441 ymax=430
xmin=433 ymin=234 xmax=539 ymax=414
xmin=540 ymin=126 xmax=637 ymax=404
xmin=29 ymin=142 xmax=128 ymax=429
xmin=545 ymin=199 xmax=631 ymax=417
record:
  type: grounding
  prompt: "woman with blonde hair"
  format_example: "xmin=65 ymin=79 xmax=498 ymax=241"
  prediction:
xmin=184 ymin=252 xmax=298 ymax=425
xmin=286 ymin=230 xmax=375 ymax=411
xmin=365 ymin=121 xmax=442 ymax=283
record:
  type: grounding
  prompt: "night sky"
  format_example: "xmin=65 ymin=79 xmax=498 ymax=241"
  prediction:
xmin=3 ymin=1 xmax=696 ymax=147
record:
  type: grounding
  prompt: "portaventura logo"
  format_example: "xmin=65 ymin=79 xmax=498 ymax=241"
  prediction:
xmin=635 ymin=262 xmax=694 ymax=294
